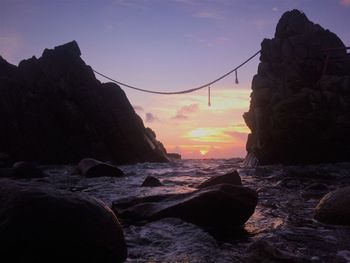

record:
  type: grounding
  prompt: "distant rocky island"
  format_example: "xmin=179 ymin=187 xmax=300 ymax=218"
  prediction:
xmin=0 ymin=41 xmax=168 ymax=164
xmin=244 ymin=9 xmax=350 ymax=165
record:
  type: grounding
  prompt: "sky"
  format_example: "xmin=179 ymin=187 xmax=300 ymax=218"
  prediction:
xmin=1 ymin=0 xmax=349 ymax=159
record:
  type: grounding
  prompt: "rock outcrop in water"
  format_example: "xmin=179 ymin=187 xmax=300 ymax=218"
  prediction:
xmin=244 ymin=10 xmax=350 ymax=164
xmin=113 ymin=184 xmax=258 ymax=231
xmin=0 ymin=41 xmax=168 ymax=164
xmin=314 ymin=186 xmax=350 ymax=225
xmin=0 ymin=179 xmax=127 ymax=262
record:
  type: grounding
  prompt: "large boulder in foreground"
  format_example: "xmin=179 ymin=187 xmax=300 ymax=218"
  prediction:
xmin=314 ymin=186 xmax=350 ymax=225
xmin=0 ymin=41 xmax=168 ymax=164
xmin=113 ymin=184 xmax=258 ymax=230
xmin=0 ymin=179 xmax=127 ymax=262
xmin=244 ymin=9 xmax=350 ymax=164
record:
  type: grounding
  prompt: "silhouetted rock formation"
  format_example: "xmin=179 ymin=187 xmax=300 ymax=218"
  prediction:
xmin=0 ymin=179 xmax=127 ymax=262
xmin=0 ymin=41 xmax=168 ymax=164
xmin=244 ymin=10 xmax=350 ymax=164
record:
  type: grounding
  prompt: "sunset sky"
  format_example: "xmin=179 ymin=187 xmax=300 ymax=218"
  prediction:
xmin=1 ymin=0 xmax=349 ymax=159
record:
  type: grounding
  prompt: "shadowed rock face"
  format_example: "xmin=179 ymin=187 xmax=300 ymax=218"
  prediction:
xmin=0 ymin=179 xmax=127 ymax=262
xmin=244 ymin=9 xmax=350 ymax=164
xmin=0 ymin=41 xmax=168 ymax=164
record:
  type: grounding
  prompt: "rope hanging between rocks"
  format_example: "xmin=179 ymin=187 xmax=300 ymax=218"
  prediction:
xmin=235 ymin=69 xmax=239 ymax=84
xmin=92 ymin=50 xmax=260 ymax=105
xmin=208 ymin=85 xmax=211 ymax=107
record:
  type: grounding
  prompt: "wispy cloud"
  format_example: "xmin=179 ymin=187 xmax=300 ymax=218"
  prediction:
xmin=272 ymin=7 xmax=279 ymax=12
xmin=145 ymin=112 xmax=159 ymax=123
xmin=172 ymin=103 xmax=199 ymax=120
xmin=340 ymin=0 xmax=350 ymax=6
xmin=192 ymin=11 xmax=225 ymax=20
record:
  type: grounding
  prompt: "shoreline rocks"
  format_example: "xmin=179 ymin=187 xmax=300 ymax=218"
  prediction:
xmin=0 ymin=179 xmax=127 ymax=262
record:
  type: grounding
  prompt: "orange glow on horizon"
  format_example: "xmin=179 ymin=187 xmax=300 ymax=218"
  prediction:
xmin=134 ymin=88 xmax=251 ymax=159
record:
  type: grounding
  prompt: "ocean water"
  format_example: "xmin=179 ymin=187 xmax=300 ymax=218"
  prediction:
xmin=38 ymin=159 xmax=350 ymax=262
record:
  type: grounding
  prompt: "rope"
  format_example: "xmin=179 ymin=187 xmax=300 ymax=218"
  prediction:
xmin=92 ymin=50 xmax=261 ymax=95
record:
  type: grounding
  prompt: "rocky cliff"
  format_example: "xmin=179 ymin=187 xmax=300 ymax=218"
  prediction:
xmin=0 ymin=41 xmax=168 ymax=164
xmin=244 ymin=10 xmax=350 ymax=164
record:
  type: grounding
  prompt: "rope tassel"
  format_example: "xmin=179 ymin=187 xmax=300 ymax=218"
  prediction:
xmin=208 ymin=85 xmax=211 ymax=107
xmin=235 ymin=69 xmax=239 ymax=84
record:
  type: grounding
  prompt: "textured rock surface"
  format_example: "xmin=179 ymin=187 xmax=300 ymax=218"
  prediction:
xmin=197 ymin=170 xmax=242 ymax=189
xmin=113 ymin=184 xmax=258 ymax=230
xmin=0 ymin=179 xmax=127 ymax=262
xmin=0 ymin=41 xmax=168 ymax=164
xmin=244 ymin=10 xmax=350 ymax=164
xmin=314 ymin=186 xmax=350 ymax=225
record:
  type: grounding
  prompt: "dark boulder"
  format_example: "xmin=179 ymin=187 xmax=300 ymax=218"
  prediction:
xmin=0 ymin=179 xmax=127 ymax=262
xmin=314 ymin=186 xmax=350 ymax=225
xmin=197 ymin=170 xmax=242 ymax=189
xmin=141 ymin=175 xmax=163 ymax=187
xmin=78 ymin=158 xmax=124 ymax=178
xmin=113 ymin=184 xmax=258 ymax=230
xmin=0 ymin=41 xmax=168 ymax=164
xmin=244 ymin=10 xmax=350 ymax=164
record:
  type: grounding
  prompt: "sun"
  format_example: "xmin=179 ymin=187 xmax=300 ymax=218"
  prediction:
xmin=199 ymin=149 xmax=208 ymax=155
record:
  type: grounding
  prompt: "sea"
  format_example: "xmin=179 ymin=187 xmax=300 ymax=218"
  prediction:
xmin=38 ymin=158 xmax=350 ymax=262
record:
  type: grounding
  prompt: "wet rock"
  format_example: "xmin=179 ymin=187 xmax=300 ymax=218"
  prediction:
xmin=314 ymin=186 xmax=350 ymax=225
xmin=197 ymin=170 xmax=242 ymax=189
xmin=244 ymin=9 xmax=350 ymax=164
xmin=0 ymin=179 xmax=127 ymax=262
xmin=11 ymin=161 xmax=46 ymax=178
xmin=141 ymin=175 xmax=163 ymax=187
xmin=0 ymin=41 xmax=168 ymax=164
xmin=113 ymin=184 xmax=258 ymax=230
xmin=244 ymin=239 xmax=311 ymax=263
xmin=78 ymin=158 xmax=124 ymax=178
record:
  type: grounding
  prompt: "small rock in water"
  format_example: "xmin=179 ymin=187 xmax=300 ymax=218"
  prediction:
xmin=197 ymin=170 xmax=242 ymax=189
xmin=78 ymin=158 xmax=124 ymax=178
xmin=314 ymin=186 xmax=350 ymax=225
xmin=141 ymin=175 xmax=163 ymax=187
